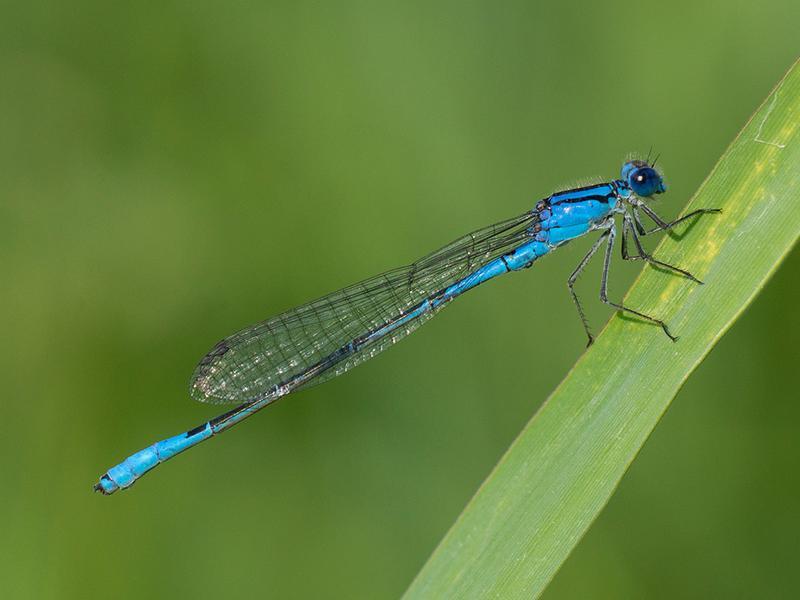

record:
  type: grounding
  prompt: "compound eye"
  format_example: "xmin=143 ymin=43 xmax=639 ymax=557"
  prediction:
xmin=629 ymin=166 xmax=665 ymax=197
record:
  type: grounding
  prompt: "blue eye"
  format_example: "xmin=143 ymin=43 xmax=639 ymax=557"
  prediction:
xmin=621 ymin=161 xmax=666 ymax=197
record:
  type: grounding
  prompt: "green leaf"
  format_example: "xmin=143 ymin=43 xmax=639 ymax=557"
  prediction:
xmin=404 ymin=59 xmax=800 ymax=599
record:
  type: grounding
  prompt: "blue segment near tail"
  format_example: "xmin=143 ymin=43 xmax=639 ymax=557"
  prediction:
xmin=96 ymin=425 xmax=214 ymax=494
xmin=95 ymin=158 xmax=720 ymax=495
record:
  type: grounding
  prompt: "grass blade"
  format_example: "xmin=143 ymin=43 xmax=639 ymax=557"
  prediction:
xmin=404 ymin=59 xmax=800 ymax=599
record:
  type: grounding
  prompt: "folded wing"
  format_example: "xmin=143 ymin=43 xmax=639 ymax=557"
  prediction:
xmin=190 ymin=209 xmax=538 ymax=404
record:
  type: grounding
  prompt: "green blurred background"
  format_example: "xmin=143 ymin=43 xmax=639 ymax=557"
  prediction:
xmin=1 ymin=1 xmax=798 ymax=598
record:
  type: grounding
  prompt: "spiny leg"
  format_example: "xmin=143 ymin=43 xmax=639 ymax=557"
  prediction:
xmin=600 ymin=222 xmax=677 ymax=342
xmin=635 ymin=204 xmax=721 ymax=236
xmin=568 ymin=224 xmax=612 ymax=346
xmin=621 ymin=214 xmax=703 ymax=283
xmin=620 ymin=212 xmax=633 ymax=257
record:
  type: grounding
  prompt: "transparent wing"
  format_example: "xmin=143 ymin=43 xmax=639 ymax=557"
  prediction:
xmin=190 ymin=209 xmax=538 ymax=404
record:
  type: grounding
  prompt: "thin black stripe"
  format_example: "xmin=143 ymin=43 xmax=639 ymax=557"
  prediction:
xmin=550 ymin=193 xmax=615 ymax=205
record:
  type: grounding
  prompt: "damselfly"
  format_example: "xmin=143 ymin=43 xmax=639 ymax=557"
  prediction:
xmin=94 ymin=158 xmax=719 ymax=495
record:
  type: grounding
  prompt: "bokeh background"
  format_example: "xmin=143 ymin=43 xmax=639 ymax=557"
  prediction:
xmin=1 ymin=2 xmax=798 ymax=598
